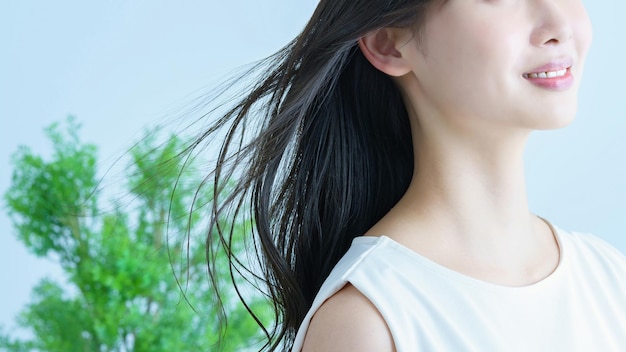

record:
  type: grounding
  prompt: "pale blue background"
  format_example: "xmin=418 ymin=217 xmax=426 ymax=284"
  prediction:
xmin=1 ymin=0 xmax=624 ymax=333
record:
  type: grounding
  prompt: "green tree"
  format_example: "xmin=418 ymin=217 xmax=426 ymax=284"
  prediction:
xmin=1 ymin=117 xmax=271 ymax=351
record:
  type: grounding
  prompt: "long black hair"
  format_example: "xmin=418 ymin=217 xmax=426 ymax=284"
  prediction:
xmin=194 ymin=0 xmax=436 ymax=350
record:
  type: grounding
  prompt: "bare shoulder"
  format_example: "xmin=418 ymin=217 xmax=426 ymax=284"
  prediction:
xmin=301 ymin=283 xmax=395 ymax=352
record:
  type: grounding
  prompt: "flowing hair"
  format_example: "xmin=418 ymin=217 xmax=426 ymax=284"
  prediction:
xmin=192 ymin=0 xmax=437 ymax=350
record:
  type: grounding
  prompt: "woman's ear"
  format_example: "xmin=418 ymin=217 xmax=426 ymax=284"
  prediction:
xmin=358 ymin=28 xmax=414 ymax=77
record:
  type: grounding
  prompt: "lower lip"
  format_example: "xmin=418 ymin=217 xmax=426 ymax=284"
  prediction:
xmin=523 ymin=69 xmax=574 ymax=91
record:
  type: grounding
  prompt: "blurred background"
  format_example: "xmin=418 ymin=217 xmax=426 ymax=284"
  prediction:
xmin=1 ymin=0 xmax=624 ymax=345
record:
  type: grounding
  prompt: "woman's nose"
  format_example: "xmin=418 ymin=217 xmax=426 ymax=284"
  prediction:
xmin=529 ymin=0 xmax=575 ymax=47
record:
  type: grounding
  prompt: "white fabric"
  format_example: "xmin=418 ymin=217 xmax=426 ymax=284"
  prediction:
xmin=292 ymin=224 xmax=626 ymax=351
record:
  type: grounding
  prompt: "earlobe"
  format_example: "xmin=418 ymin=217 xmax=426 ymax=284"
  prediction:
xmin=358 ymin=28 xmax=414 ymax=77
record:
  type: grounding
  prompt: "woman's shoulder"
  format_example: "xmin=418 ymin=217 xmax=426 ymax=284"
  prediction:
xmin=292 ymin=236 xmax=398 ymax=351
xmin=560 ymin=227 xmax=625 ymax=260
xmin=300 ymin=283 xmax=395 ymax=352
xmin=557 ymin=226 xmax=626 ymax=277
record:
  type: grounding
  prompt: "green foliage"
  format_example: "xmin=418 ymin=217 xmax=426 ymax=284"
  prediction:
xmin=1 ymin=117 xmax=271 ymax=351
xmin=6 ymin=116 xmax=98 ymax=265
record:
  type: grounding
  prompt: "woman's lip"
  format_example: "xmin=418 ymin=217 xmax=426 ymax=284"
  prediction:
xmin=523 ymin=68 xmax=574 ymax=91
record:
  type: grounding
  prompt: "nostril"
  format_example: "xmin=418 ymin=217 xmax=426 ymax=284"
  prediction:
xmin=543 ymin=38 xmax=560 ymax=45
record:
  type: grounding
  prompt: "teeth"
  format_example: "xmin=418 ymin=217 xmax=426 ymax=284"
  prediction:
xmin=524 ymin=68 xmax=568 ymax=79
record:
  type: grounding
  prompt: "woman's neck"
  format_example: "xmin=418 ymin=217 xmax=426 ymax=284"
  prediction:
xmin=407 ymin=126 xmax=533 ymax=241
xmin=366 ymin=120 xmax=560 ymax=286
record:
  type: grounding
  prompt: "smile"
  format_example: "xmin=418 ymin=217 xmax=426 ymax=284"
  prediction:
xmin=523 ymin=68 xmax=568 ymax=79
xmin=522 ymin=67 xmax=574 ymax=91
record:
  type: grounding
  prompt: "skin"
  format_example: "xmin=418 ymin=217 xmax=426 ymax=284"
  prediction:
xmin=302 ymin=0 xmax=593 ymax=351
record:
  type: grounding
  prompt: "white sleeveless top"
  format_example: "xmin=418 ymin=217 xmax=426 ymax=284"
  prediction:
xmin=292 ymin=225 xmax=626 ymax=351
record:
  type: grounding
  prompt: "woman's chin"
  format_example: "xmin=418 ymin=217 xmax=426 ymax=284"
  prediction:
xmin=526 ymin=104 xmax=579 ymax=131
xmin=537 ymin=112 xmax=577 ymax=130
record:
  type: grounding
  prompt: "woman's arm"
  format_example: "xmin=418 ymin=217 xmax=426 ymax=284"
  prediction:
xmin=301 ymin=284 xmax=396 ymax=352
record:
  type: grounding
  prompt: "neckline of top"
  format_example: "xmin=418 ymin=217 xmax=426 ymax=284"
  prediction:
xmin=353 ymin=218 xmax=566 ymax=293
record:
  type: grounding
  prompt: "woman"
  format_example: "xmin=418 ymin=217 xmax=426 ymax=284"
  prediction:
xmin=200 ymin=0 xmax=626 ymax=350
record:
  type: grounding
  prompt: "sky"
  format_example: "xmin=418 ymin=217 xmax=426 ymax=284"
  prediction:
xmin=1 ymin=0 xmax=625 ymax=335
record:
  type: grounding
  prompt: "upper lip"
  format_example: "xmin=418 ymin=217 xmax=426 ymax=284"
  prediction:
xmin=524 ymin=57 xmax=573 ymax=74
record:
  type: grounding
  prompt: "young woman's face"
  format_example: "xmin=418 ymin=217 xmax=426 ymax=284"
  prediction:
xmin=408 ymin=0 xmax=592 ymax=133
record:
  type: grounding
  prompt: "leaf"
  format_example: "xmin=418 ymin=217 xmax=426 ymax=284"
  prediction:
xmin=3 ymin=117 xmax=272 ymax=351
